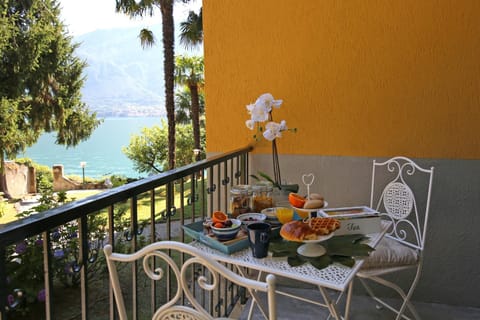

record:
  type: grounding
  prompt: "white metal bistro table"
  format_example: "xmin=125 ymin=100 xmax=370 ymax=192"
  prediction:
xmin=189 ymin=221 xmax=391 ymax=320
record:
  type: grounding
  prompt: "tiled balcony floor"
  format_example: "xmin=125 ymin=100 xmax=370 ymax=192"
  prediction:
xmin=236 ymin=286 xmax=480 ymax=320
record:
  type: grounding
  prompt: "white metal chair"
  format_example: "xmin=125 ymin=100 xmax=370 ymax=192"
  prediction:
xmin=350 ymin=156 xmax=434 ymax=320
xmin=104 ymin=241 xmax=277 ymax=320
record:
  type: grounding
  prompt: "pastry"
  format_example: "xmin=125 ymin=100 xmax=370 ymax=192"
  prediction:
xmin=280 ymin=220 xmax=317 ymax=241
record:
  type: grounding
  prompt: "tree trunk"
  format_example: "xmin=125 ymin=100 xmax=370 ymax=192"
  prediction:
xmin=161 ymin=0 xmax=176 ymax=170
xmin=0 ymin=154 xmax=5 ymax=194
xmin=189 ymin=84 xmax=201 ymax=160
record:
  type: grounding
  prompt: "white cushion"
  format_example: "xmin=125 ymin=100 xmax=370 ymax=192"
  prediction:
xmin=361 ymin=236 xmax=419 ymax=270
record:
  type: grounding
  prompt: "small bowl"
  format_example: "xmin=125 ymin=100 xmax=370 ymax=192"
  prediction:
xmin=261 ymin=207 xmax=279 ymax=221
xmin=293 ymin=207 xmax=318 ymax=219
xmin=211 ymin=219 xmax=241 ymax=241
xmin=237 ymin=213 xmax=267 ymax=226
xmin=261 ymin=207 xmax=294 ymax=224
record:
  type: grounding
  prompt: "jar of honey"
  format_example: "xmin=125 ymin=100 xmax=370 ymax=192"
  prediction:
xmin=252 ymin=181 xmax=274 ymax=212
xmin=229 ymin=185 xmax=252 ymax=218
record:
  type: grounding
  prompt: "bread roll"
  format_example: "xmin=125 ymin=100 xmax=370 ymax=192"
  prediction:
xmin=303 ymin=199 xmax=325 ymax=209
xmin=280 ymin=221 xmax=317 ymax=242
xmin=309 ymin=193 xmax=324 ymax=201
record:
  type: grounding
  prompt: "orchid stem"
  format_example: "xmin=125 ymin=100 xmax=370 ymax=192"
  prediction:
xmin=272 ymin=139 xmax=282 ymax=189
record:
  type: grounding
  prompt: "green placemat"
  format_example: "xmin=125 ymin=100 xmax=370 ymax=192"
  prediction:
xmin=269 ymin=234 xmax=374 ymax=270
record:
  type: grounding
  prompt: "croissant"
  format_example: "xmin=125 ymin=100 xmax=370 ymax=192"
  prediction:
xmin=280 ymin=220 xmax=317 ymax=242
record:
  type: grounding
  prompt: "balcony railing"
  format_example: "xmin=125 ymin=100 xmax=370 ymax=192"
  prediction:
xmin=0 ymin=145 xmax=253 ymax=320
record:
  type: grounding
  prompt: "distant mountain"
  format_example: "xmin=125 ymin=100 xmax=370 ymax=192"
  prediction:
xmin=74 ymin=25 xmax=202 ymax=117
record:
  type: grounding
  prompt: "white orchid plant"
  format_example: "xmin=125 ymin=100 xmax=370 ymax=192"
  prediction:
xmin=245 ymin=93 xmax=296 ymax=141
xmin=245 ymin=93 xmax=298 ymax=191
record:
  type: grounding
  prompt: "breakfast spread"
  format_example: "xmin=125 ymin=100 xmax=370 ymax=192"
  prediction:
xmin=280 ymin=217 xmax=340 ymax=242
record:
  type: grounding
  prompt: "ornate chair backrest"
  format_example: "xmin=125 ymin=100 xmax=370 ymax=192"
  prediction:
xmin=104 ymin=241 xmax=276 ymax=320
xmin=370 ymin=156 xmax=434 ymax=252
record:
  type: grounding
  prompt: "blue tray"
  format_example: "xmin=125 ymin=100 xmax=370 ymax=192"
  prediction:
xmin=182 ymin=221 xmax=250 ymax=254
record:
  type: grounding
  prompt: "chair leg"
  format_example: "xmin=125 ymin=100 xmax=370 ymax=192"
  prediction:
xmin=359 ymin=276 xmax=421 ymax=320
xmin=344 ymin=280 xmax=353 ymax=320
xmin=359 ymin=278 xmax=386 ymax=311
xmin=393 ymin=266 xmax=423 ymax=320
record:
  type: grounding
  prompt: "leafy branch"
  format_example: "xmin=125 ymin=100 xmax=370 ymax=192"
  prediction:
xmin=250 ymin=171 xmax=279 ymax=189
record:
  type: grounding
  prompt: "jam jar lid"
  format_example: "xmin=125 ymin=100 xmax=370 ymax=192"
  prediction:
xmin=230 ymin=184 xmax=252 ymax=195
xmin=251 ymin=181 xmax=273 ymax=192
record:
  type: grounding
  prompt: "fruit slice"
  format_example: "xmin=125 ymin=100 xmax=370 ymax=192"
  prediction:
xmin=288 ymin=193 xmax=306 ymax=208
xmin=213 ymin=222 xmax=225 ymax=228
xmin=212 ymin=211 xmax=228 ymax=224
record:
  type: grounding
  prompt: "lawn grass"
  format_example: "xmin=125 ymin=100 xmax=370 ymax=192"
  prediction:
xmin=0 ymin=178 xmax=207 ymax=225
xmin=0 ymin=201 xmax=20 ymax=224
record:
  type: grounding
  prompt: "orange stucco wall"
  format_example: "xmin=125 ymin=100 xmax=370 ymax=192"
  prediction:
xmin=203 ymin=0 xmax=480 ymax=159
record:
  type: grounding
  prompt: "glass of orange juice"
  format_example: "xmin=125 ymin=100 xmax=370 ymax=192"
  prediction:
xmin=276 ymin=207 xmax=294 ymax=224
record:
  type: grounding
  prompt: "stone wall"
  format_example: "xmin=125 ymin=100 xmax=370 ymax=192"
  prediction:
xmin=2 ymin=161 xmax=36 ymax=198
xmin=52 ymin=165 xmax=106 ymax=192
xmin=1 ymin=162 xmax=107 ymax=197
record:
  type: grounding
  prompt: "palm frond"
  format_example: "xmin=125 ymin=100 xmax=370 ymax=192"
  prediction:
xmin=179 ymin=8 xmax=203 ymax=49
xmin=250 ymin=171 xmax=281 ymax=189
xmin=258 ymin=171 xmax=275 ymax=184
xmin=139 ymin=28 xmax=155 ymax=49
xmin=250 ymin=174 xmax=260 ymax=181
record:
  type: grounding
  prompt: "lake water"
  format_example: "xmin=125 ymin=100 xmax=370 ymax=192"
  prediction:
xmin=20 ymin=117 xmax=162 ymax=178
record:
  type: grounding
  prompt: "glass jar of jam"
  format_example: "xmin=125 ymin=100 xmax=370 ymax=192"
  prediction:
xmin=229 ymin=185 xmax=252 ymax=218
xmin=252 ymin=181 xmax=274 ymax=212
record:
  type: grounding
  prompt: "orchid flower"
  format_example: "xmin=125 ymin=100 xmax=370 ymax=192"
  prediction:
xmin=263 ymin=121 xmax=283 ymax=141
xmin=245 ymin=93 xmax=295 ymax=141
xmin=255 ymin=93 xmax=283 ymax=112
xmin=246 ymin=102 xmax=269 ymax=123
xmin=245 ymin=119 xmax=255 ymax=130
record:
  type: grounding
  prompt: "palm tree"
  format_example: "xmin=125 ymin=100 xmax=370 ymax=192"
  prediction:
xmin=174 ymin=89 xmax=192 ymax=125
xmin=179 ymin=7 xmax=203 ymax=49
xmin=115 ymin=0 xmax=183 ymax=170
xmin=175 ymin=87 xmax=205 ymax=125
xmin=174 ymin=55 xmax=204 ymax=160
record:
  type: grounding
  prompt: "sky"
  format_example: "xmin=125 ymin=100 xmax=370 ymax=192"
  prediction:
xmin=58 ymin=0 xmax=202 ymax=36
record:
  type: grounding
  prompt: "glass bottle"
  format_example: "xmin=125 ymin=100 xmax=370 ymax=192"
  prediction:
xmin=229 ymin=185 xmax=252 ymax=218
xmin=252 ymin=181 xmax=274 ymax=212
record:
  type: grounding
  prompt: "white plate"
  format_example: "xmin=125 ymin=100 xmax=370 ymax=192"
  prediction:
xmin=291 ymin=201 xmax=328 ymax=212
xmin=280 ymin=230 xmax=334 ymax=243
xmin=292 ymin=201 xmax=328 ymax=218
